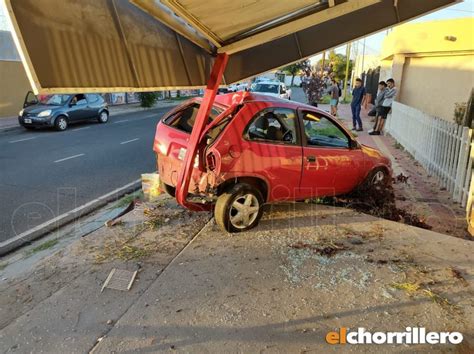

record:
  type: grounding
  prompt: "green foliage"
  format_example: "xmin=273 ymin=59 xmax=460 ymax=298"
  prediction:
xmin=138 ymin=92 xmax=159 ymax=108
xmin=281 ymin=60 xmax=311 ymax=85
xmin=316 ymin=50 xmax=353 ymax=82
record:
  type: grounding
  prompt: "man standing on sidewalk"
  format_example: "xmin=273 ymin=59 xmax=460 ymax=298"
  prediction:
xmin=370 ymin=78 xmax=397 ymax=135
xmin=351 ymin=78 xmax=366 ymax=131
xmin=369 ymin=81 xmax=387 ymax=133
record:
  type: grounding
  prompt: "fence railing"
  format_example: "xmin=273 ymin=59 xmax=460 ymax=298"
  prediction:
xmin=386 ymin=102 xmax=473 ymax=207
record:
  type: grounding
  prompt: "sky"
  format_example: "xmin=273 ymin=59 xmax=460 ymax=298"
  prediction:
xmin=1 ymin=0 xmax=472 ymax=59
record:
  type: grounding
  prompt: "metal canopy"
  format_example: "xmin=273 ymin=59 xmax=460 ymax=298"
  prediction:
xmin=3 ymin=0 xmax=459 ymax=94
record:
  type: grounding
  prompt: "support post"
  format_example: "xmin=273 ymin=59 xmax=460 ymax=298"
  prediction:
xmin=175 ymin=53 xmax=229 ymax=210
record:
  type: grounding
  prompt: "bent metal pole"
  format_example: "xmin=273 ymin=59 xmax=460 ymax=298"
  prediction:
xmin=175 ymin=53 xmax=229 ymax=210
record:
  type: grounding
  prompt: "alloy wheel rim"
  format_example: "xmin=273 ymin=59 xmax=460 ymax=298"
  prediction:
xmin=372 ymin=171 xmax=385 ymax=185
xmin=59 ymin=119 xmax=67 ymax=130
xmin=100 ymin=112 xmax=108 ymax=122
xmin=229 ymin=194 xmax=259 ymax=229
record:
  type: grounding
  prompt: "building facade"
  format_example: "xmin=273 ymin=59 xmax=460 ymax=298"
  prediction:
xmin=379 ymin=18 xmax=474 ymax=122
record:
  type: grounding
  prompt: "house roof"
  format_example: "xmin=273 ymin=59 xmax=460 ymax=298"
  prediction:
xmin=2 ymin=0 xmax=459 ymax=93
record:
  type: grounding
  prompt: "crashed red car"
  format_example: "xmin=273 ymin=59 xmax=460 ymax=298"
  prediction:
xmin=154 ymin=92 xmax=392 ymax=232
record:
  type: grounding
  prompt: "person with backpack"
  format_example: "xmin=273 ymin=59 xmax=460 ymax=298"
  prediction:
xmin=329 ymin=78 xmax=340 ymax=116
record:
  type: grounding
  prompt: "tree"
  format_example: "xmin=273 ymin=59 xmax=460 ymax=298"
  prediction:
xmin=138 ymin=92 xmax=159 ymax=108
xmin=281 ymin=60 xmax=311 ymax=86
xmin=316 ymin=50 xmax=353 ymax=82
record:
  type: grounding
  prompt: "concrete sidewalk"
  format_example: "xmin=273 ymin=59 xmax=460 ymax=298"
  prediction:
xmin=0 ymin=99 xmax=180 ymax=132
xmin=0 ymin=195 xmax=472 ymax=353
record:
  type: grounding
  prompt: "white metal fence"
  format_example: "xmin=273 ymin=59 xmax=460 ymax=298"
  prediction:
xmin=386 ymin=102 xmax=473 ymax=207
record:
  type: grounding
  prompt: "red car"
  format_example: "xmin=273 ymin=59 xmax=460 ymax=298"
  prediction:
xmin=154 ymin=92 xmax=391 ymax=232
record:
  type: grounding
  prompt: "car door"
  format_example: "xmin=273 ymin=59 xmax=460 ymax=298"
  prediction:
xmin=298 ymin=109 xmax=365 ymax=198
xmin=68 ymin=94 xmax=89 ymax=121
xmin=242 ymin=107 xmax=303 ymax=201
xmin=85 ymin=94 xmax=100 ymax=119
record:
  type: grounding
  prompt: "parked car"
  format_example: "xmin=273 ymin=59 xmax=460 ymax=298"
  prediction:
xmin=250 ymin=81 xmax=291 ymax=100
xmin=154 ymin=92 xmax=392 ymax=232
xmin=18 ymin=92 xmax=109 ymax=131
xmin=227 ymin=82 xmax=248 ymax=92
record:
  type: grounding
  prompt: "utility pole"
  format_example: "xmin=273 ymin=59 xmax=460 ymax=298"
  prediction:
xmin=343 ymin=42 xmax=351 ymax=101
xmin=361 ymin=37 xmax=366 ymax=84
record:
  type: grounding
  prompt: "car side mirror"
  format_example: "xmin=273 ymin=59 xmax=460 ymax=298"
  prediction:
xmin=350 ymin=140 xmax=359 ymax=149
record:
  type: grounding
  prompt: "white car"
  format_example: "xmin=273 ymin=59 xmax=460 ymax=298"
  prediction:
xmin=250 ymin=81 xmax=291 ymax=100
xmin=228 ymin=82 xmax=248 ymax=92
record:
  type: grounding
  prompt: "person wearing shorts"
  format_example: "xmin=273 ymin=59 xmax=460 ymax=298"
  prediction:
xmin=370 ymin=78 xmax=397 ymax=135
xmin=370 ymin=81 xmax=387 ymax=132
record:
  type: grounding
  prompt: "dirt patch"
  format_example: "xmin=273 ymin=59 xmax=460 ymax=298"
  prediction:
xmin=315 ymin=182 xmax=432 ymax=230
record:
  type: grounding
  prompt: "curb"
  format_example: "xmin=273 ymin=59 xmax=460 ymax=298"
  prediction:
xmin=0 ymin=179 xmax=141 ymax=257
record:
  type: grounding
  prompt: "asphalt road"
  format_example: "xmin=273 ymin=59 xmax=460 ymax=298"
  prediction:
xmin=0 ymin=107 xmax=174 ymax=242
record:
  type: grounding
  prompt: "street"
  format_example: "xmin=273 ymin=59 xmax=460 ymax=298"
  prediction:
xmin=0 ymin=107 xmax=173 ymax=242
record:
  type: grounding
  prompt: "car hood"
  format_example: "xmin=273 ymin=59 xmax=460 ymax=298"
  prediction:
xmin=361 ymin=144 xmax=391 ymax=164
xmin=252 ymin=92 xmax=280 ymax=98
xmin=23 ymin=104 xmax=60 ymax=114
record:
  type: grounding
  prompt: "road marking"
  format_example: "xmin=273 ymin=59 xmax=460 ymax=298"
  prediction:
xmin=9 ymin=136 xmax=37 ymax=143
xmin=120 ymin=138 xmax=139 ymax=145
xmin=54 ymin=153 xmax=85 ymax=163
xmin=114 ymin=119 xmax=130 ymax=124
xmin=72 ymin=126 xmax=91 ymax=131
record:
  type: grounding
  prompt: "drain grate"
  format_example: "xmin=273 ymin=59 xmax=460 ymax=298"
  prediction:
xmin=101 ymin=268 xmax=137 ymax=292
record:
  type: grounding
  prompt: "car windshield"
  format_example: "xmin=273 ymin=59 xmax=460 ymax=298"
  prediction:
xmin=251 ymin=83 xmax=279 ymax=94
xmin=37 ymin=94 xmax=71 ymax=106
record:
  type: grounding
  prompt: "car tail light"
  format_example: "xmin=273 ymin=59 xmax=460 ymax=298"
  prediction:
xmin=206 ymin=152 xmax=216 ymax=171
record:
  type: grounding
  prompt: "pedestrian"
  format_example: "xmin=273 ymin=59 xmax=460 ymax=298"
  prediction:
xmin=369 ymin=81 xmax=387 ymax=133
xmin=329 ymin=78 xmax=340 ymax=116
xmin=351 ymin=78 xmax=366 ymax=131
xmin=302 ymin=69 xmax=312 ymax=96
xmin=306 ymin=72 xmax=324 ymax=107
xmin=370 ymin=78 xmax=397 ymax=135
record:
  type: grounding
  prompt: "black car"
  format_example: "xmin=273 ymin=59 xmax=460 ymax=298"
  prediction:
xmin=18 ymin=92 xmax=109 ymax=131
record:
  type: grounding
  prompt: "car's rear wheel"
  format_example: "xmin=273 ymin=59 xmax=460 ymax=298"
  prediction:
xmin=54 ymin=116 xmax=68 ymax=131
xmin=98 ymin=110 xmax=109 ymax=123
xmin=160 ymin=181 xmax=176 ymax=197
xmin=215 ymin=183 xmax=264 ymax=233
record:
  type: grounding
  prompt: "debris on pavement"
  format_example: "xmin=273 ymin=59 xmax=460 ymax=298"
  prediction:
xmin=395 ymin=173 xmax=410 ymax=184
xmin=141 ymin=173 xmax=162 ymax=202
xmin=101 ymin=268 xmax=138 ymax=292
xmin=105 ymin=200 xmax=136 ymax=227
xmin=315 ymin=183 xmax=432 ymax=230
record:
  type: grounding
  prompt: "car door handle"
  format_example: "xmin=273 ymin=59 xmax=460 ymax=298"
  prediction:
xmin=306 ymin=155 xmax=316 ymax=163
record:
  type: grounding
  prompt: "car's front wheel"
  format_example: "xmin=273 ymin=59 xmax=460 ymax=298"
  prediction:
xmin=98 ymin=110 xmax=109 ymax=123
xmin=215 ymin=183 xmax=264 ymax=233
xmin=54 ymin=116 xmax=68 ymax=131
xmin=362 ymin=167 xmax=390 ymax=192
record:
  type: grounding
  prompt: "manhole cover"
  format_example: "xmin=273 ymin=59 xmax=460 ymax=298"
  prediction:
xmin=101 ymin=268 xmax=137 ymax=292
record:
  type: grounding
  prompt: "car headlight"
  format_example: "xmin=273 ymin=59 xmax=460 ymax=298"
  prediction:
xmin=19 ymin=109 xmax=24 ymax=116
xmin=37 ymin=110 xmax=52 ymax=117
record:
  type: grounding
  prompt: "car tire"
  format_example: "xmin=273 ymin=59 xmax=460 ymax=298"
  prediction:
xmin=54 ymin=116 xmax=68 ymax=131
xmin=214 ymin=183 xmax=264 ymax=233
xmin=362 ymin=167 xmax=389 ymax=192
xmin=160 ymin=181 xmax=176 ymax=197
xmin=98 ymin=110 xmax=109 ymax=124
